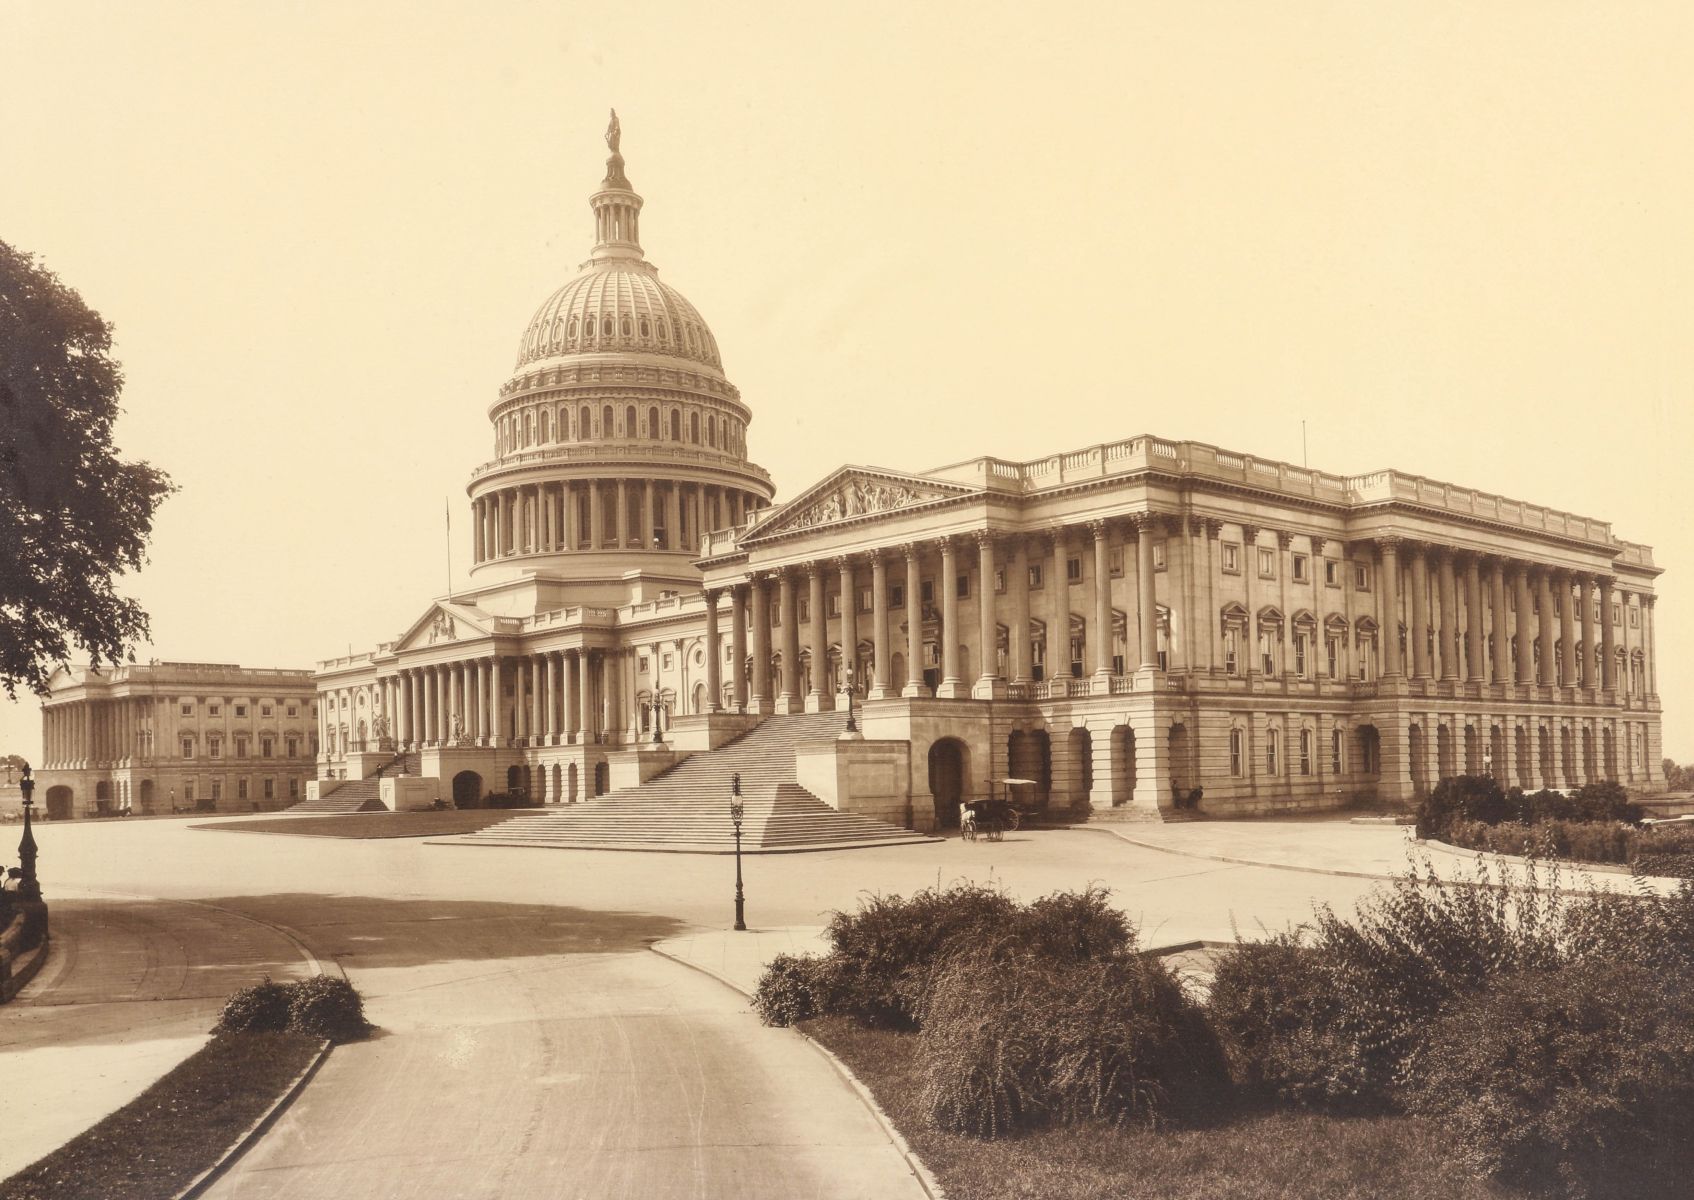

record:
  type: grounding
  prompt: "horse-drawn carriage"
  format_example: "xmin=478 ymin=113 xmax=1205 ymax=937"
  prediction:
xmin=960 ymin=778 xmax=1039 ymax=842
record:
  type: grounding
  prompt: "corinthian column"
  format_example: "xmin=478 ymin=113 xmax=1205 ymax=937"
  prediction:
xmin=837 ymin=556 xmax=858 ymax=698
xmin=1136 ymin=518 xmax=1159 ymax=670
xmin=704 ymin=588 xmax=722 ymax=714
xmin=975 ymin=532 xmax=1003 ymax=697
xmin=776 ymin=569 xmax=800 ymax=713
xmin=869 ymin=551 xmax=891 ymax=700
xmin=936 ymin=538 xmax=964 ymax=698
xmin=806 ymin=565 xmax=830 ymax=710
xmin=750 ymin=574 xmax=772 ymax=713
xmin=1090 ymin=521 xmax=1112 ymax=680
xmin=1379 ymin=538 xmax=1403 ymax=677
xmin=903 ymin=544 xmax=927 ymax=697
xmin=1579 ymin=576 xmax=1596 ymax=690
xmin=1409 ymin=543 xmax=1431 ymax=679
xmin=730 ymin=583 xmax=748 ymax=712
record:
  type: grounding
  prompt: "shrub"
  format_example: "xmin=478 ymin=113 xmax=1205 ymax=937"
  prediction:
xmin=821 ymin=883 xmax=1021 ymax=1027
xmin=214 ymin=977 xmax=294 ymax=1034
xmin=751 ymin=953 xmax=827 ymax=1027
xmin=917 ymin=943 xmax=1223 ymax=1138
xmin=1416 ymin=775 xmax=1505 ymax=838
xmin=1012 ymin=885 xmax=1135 ymax=966
xmin=285 ymin=975 xmax=370 ymax=1043
xmin=1207 ymin=933 xmax=1373 ymax=1110
xmin=1406 ymin=959 xmax=1694 ymax=1198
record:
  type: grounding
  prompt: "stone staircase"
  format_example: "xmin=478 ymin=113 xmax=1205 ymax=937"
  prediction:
xmin=286 ymin=777 xmax=387 ymax=814
xmin=460 ymin=713 xmax=935 ymax=853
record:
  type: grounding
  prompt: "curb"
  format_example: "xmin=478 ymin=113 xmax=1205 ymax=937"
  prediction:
xmin=172 ymin=1038 xmax=334 ymax=1200
xmin=649 ymin=942 xmax=946 ymax=1200
xmin=427 ymin=835 xmax=943 ymax=855
xmin=1079 ymin=824 xmax=1414 ymax=881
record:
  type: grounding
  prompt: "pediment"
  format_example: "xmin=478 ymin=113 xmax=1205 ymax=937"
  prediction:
xmin=746 ymin=467 xmax=975 ymax=541
xmin=394 ymin=601 xmax=493 ymax=652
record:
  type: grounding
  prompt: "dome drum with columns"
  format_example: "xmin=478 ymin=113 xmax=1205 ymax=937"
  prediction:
xmin=466 ymin=116 xmax=773 ymax=588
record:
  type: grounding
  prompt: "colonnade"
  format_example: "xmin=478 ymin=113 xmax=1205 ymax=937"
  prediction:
xmin=703 ymin=521 xmax=1171 ymax=713
xmin=386 ymin=649 xmax=647 ymax=750
xmin=42 ymin=698 xmax=146 ymax=768
xmin=470 ymin=479 xmax=760 ymax=563
xmin=1374 ymin=538 xmax=1655 ymax=698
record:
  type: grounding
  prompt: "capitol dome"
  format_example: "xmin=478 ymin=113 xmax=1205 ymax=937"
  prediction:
xmin=466 ymin=112 xmax=774 ymax=587
xmin=515 ymin=264 xmax=723 ymax=374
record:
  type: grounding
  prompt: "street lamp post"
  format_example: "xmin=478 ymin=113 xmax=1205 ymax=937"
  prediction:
xmin=729 ymin=772 xmax=746 ymax=931
xmin=842 ymin=662 xmax=858 ymax=734
xmin=17 ymin=764 xmax=39 ymax=899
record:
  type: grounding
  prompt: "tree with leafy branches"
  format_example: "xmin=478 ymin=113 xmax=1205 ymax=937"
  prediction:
xmin=0 ymin=239 xmax=174 ymax=698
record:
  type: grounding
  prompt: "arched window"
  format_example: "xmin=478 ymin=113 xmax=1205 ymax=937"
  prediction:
xmin=620 ymin=316 xmax=632 ymax=337
xmin=707 ymin=414 xmax=716 ymax=447
xmin=539 ymin=409 xmax=550 ymax=442
xmin=567 ymin=316 xmax=578 ymax=340
xmin=657 ymin=318 xmax=668 ymax=342
xmin=579 ymin=405 xmax=590 ymax=440
xmin=669 ymin=409 xmax=681 ymax=440
xmin=602 ymin=316 xmax=614 ymax=337
xmin=690 ymin=411 xmax=701 ymax=443
xmin=602 ymin=404 xmax=613 ymax=436
xmin=525 ymin=412 xmax=535 ymax=445
xmin=625 ymin=405 xmax=636 ymax=437
xmin=647 ymin=406 xmax=659 ymax=439
xmin=639 ymin=317 xmax=650 ymax=338
xmin=558 ymin=405 xmax=570 ymax=439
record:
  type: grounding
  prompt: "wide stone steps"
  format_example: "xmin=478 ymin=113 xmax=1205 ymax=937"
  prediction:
xmin=286 ymin=778 xmax=386 ymax=814
xmin=461 ymin=713 xmax=932 ymax=853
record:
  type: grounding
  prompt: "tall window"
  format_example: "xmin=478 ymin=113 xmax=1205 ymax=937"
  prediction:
xmin=1267 ymin=728 xmax=1280 ymax=775
xmin=1224 ymin=629 xmax=1239 ymax=676
xmin=1331 ymin=728 xmax=1344 ymax=774
xmin=1299 ymin=729 xmax=1312 ymax=775
xmin=1229 ymin=728 xmax=1243 ymax=775
xmin=1259 ymin=630 xmax=1277 ymax=676
xmin=1294 ymin=633 xmax=1308 ymax=679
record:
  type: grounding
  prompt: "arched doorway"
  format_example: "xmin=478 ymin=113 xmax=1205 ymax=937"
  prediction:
xmin=1464 ymin=725 xmax=1480 ymax=775
xmin=1067 ymin=727 xmax=1092 ymax=810
xmin=567 ymin=761 xmax=579 ymax=803
xmin=1109 ymin=725 xmax=1134 ymax=807
xmin=1167 ymin=723 xmax=1190 ymax=801
xmin=505 ymin=765 xmax=527 ymax=801
xmin=452 ymin=770 xmax=482 ymax=809
xmin=1355 ymin=725 xmax=1381 ymax=777
xmin=1436 ymin=724 xmax=1455 ymax=781
xmin=139 ymin=779 xmax=155 ymax=815
xmin=593 ymin=761 xmax=609 ymax=796
xmin=1408 ymin=724 xmax=1428 ymax=797
xmin=927 ymin=737 xmax=968 ymax=829
xmin=551 ymin=763 xmax=563 ymax=804
xmin=45 ymin=785 xmax=73 ymax=820
xmin=1488 ymin=725 xmax=1505 ymax=780
xmin=95 ymin=779 xmax=113 ymax=816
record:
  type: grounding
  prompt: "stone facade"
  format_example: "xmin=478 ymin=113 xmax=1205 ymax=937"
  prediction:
xmin=36 ymin=662 xmax=318 ymax=818
xmin=315 ymin=120 xmax=1664 ymax=828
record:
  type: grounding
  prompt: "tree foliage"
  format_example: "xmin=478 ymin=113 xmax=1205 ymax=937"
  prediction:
xmin=0 ymin=240 xmax=173 ymax=698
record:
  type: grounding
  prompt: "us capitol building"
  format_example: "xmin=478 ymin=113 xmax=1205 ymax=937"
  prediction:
xmin=313 ymin=118 xmax=1664 ymax=833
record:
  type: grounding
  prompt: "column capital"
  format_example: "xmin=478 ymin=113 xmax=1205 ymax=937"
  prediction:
xmin=833 ymin=553 xmax=857 ymax=571
xmin=1309 ymin=534 xmax=1327 ymax=556
xmin=702 ymin=586 xmax=722 ymax=604
xmin=1239 ymin=522 xmax=1260 ymax=544
xmin=1204 ymin=517 xmax=1225 ymax=539
xmin=1597 ymin=574 xmax=1616 ymax=591
xmin=898 ymin=541 xmax=924 ymax=563
xmin=1374 ymin=534 xmax=1403 ymax=556
xmin=972 ymin=528 xmax=1000 ymax=549
xmin=1085 ymin=518 xmax=1111 ymax=541
xmin=1274 ymin=528 xmax=1295 ymax=550
xmin=1643 ymin=594 xmax=1656 ymax=610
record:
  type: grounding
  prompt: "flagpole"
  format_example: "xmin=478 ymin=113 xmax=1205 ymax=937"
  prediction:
xmin=445 ymin=496 xmax=453 ymax=601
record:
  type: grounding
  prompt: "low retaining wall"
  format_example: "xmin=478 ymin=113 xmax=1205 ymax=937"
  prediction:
xmin=0 ymin=898 xmax=50 ymax=1003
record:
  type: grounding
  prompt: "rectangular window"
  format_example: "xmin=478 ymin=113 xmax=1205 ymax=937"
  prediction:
xmin=184 ymin=781 xmax=195 ymax=803
xmin=263 ymin=778 xmax=274 ymax=800
xmin=1326 ymin=637 xmax=1340 ymax=678
xmin=1028 ymin=563 xmax=1044 ymax=589
xmin=956 ymin=573 xmax=970 ymax=600
xmin=235 ymin=704 xmax=247 ymax=718
xmin=1292 ymin=554 xmax=1308 ymax=582
xmin=288 ymin=778 xmax=299 ymax=799
xmin=237 ymin=778 xmax=249 ymax=801
xmin=890 ymin=583 xmax=905 ymax=609
xmin=1354 ymin=564 xmax=1371 ymax=591
xmin=1109 ymin=547 xmax=1124 ymax=578
xmin=798 ymin=597 xmax=810 ymax=622
xmin=261 ymin=738 xmax=273 ymax=758
xmin=1294 ymin=634 xmax=1308 ymax=678
xmin=920 ymin=580 xmax=934 ymax=605
xmin=180 ymin=702 xmax=194 ymax=716
xmin=828 ymin=593 xmax=841 ymax=617
xmin=1629 ymin=607 xmax=1639 ymax=628
xmin=993 ymin=569 xmax=1006 ymax=594
xmin=181 ymin=738 xmax=194 ymax=759
xmin=1324 ymin=559 xmax=1339 ymax=587
xmin=211 ymin=779 xmax=222 ymax=801
xmin=1066 ymin=556 xmax=1082 ymax=583
xmin=1229 ymin=730 xmax=1242 ymax=776
xmin=1224 ymin=630 xmax=1239 ymax=676
xmin=287 ymin=705 xmax=297 ymax=718
xmin=209 ymin=704 xmax=221 ymax=717
xmin=1612 ymin=603 xmax=1622 ymax=624
xmin=286 ymin=738 xmax=298 ymax=758
xmin=859 ymin=586 xmax=873 ymax=612
xmin=235 ymin=737 xmax=249 ymax=758
xmin=1258 ymin=548 xmax=1276 ymax=578
xmin=662 ymin=653 xmax=674 ymax=671
xmin=1299 ymin=730 xmax=1312 ymax=776
xmin=1221 ymin=543 xmax=1240 ymax=574
xmin=261 ymin=704 xmax=272 ymax=718
xmin=209 ymin=738 xmax=222 ymax=759
xmin=639 ymin=656 xmax=650 ymax=673
xmin=1153 ymin=541 xmax=1167 ymax=571
xmin=1332 ymin=728 xmax=1343 ymax=775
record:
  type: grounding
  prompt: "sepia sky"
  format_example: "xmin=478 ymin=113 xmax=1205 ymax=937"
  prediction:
xmin=2 ymin=2 xmax=1691 ymax=762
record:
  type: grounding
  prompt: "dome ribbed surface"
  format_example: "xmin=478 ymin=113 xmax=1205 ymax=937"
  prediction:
xmin=515 ymin=262 xmax=723 ymax=373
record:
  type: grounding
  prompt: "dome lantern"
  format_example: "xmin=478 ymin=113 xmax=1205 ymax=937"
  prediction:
xmin=589 ymin=109 xmax=644 ymax=264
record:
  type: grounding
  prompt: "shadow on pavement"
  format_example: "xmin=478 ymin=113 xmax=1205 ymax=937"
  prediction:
xmin=199 ymin=894 xmax=687 ymax=968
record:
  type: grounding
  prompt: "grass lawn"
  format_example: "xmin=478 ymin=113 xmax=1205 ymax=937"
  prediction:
xmin=804 ymin=1018 xmax=1508 ymax=1200
xmin=195 ymin=809 xmax=519 ymax=838
xmin=0 ymin=1031 xmax=322 ymax=1200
